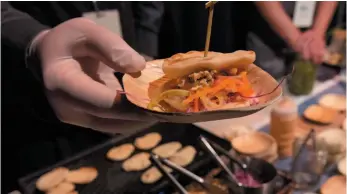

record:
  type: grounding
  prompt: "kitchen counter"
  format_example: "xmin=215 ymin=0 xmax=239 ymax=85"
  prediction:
xmin=194 ymin=74 xmax=346 ymax=193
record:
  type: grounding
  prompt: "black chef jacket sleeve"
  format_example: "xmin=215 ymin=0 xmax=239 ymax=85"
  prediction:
xmin=1 ymin=2 xmax=49 ymax=51
xmin=132 ymin=2 xmax=164 ymax=58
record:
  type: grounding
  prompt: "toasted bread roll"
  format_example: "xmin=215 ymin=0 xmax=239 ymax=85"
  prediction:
xmin=106 ymin=143 xmax=135 ymax=161
xmin=162 ymin=50 xmax=256 ymax=79
xmin=152 ymin=142 xmax=182 ymax=158
xmin=318 ymin=94 xmax=346 ymax=111
xmin=36 ymin=167 xmax=69 ymax=192
xmin=135 ymin=132 xmax=162 ymax=150
xmin=47 ymin=182 xmax=75 ymax=194
xmin=65 ymin=167 xmax=98 ymax=184
xmin=168 ymin=146 xmax=197 ymax=167
xmin=122 ymin=152 xmax=151 ymax=171
xmin=303 ymin=104 xmax=338 ymax=124
xmin=141 ymin=166 xmax=173 ymax=184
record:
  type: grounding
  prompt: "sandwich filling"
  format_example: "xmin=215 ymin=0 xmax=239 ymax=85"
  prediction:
xmin=148 ymin=51 xmax=259 ymax=113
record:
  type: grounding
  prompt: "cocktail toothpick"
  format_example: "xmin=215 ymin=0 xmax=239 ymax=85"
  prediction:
xmin=204 ymin=1 xmax=218 ymax=57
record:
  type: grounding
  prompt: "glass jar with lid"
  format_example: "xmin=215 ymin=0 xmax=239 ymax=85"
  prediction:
xmin=287 ymin=56 xmax=317 ymax=95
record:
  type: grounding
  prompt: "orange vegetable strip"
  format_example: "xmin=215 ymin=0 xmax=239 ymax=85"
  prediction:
xmin=183 ymin=74 xmax=255 ymax=105
xmin=194 ymin=98 xmax=199 ymax=112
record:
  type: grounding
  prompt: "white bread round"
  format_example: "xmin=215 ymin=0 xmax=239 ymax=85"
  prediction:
xmin=162 ymin=50 xmax=256 ymax=79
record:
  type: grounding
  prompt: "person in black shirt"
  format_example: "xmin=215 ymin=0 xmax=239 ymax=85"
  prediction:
xmin=9 ymin=2 xmax=164 ymax=60
xmin=245 ymin=2 xmax=338 ymax=78
xmin=2 ymin=2 xmax=162 ymax=192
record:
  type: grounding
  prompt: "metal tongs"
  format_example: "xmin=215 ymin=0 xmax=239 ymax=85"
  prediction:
xmin=292 ymin=129 xmax=317 ymax=171
xmin=150 ymin=154 xmax=228 ymax=194
xmin=199 ymin=136 xmax=248 ymax=187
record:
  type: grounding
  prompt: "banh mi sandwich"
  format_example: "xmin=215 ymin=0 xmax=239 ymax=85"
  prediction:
xmin=148 ymin=50 xmax=259 ymax=113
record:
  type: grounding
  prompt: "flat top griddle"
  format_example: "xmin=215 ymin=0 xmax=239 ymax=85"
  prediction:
xmin=19 ymin=123 xmax=231 ymax=194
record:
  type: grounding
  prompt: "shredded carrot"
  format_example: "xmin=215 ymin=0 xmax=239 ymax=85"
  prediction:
xmin=183 ymin=90 xmax=206 ymax=105
xmin=193 ymin=98 xmax=199 ymax=112
xmin=182 ymin=74 xmax=255 ymax=106
xmin=239 ymin=71 xmax=247 ymax=77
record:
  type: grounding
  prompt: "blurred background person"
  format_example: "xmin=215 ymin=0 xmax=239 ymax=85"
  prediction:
xmin=2 ymin=2 xmax=163 ymax=192
xmin=244 ymin=1 xmax=338 ymax=79
xmin=158 ymin=1 xmax=247 ymax=58
xmin=9 ymin=2 xmax=163 ymax=60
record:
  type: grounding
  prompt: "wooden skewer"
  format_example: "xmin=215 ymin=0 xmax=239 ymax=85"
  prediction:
xmin=204 ymin=1 xmax=217 ymax=57
xmin=205 ymin=1 xmax=217 ymax=9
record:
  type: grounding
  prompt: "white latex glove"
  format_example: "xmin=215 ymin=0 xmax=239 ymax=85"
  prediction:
xmin=30 ymin=18 xmax=157 ymax=134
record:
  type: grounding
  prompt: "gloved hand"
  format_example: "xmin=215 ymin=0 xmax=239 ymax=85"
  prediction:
xmin=30 ymin=18 xmax=157 ymax=133
xmin=294 ymin=29 xmax=327 ymax=65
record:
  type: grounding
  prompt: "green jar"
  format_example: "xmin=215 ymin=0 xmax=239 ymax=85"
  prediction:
xmin=288 ymin=57 xmax=317 ymax=95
